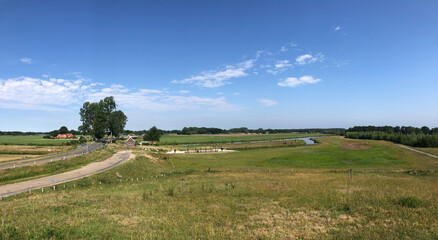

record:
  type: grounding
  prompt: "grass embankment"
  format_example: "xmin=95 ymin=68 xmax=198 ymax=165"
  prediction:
xmin=1 ymin=136 xmax=437 ymax=239
xmin=159 ymin=133 xmax=323 ymax=145
xmin=0 ymin=135 xmax=72 ymax=146
xmin=0 ymin=148 xmax=114 ymax=186
xmin=0 ymin=145 xmax=72 ymax=162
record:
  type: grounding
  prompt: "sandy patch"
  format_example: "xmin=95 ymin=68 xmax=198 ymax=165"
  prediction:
xmin=340 ymin=141 xmax=372 ymax=150
xmin=247 ymin=205 xmax=332 ymax=238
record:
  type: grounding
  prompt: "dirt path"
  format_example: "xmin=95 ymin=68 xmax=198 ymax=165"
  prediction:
xmin=0 ymin=150 xmax=131 ymax=198
xmin=396 ymin=144 xmax=438 ymax=159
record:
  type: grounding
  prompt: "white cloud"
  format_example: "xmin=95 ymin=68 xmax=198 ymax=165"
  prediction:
xmin=20 ymin=57 xmax=32 ymax=64
xmin=87 ymin=88 xmax=242 ymax=112
xmin=295 ymin=53 xmax=325 ymax=65
xmin=172 ymin=59 xmax=255 ymax=88
xmin=280 ymin=42 xmax=297 ymax=52
xmin=278 ymin=76 xmax=321 ymax=87
xmin=0 ymin=76 xmax=243 ymax=112
xmin=334 ymin=25 xmax=341 ymax=31
xmin=178 ymin=90 xmax=190 ymax=94
xmin=0 ymin=77 xmax=90 ymax=110
xmin=266 ymin=69 xmax=279 ymax=75
xmin=275 ymin=60 xmax=292 ymax=69
xmin=258 ymin=98 xmax=278 ymax=106
xmin=266 ymin=60 xmax=293 ymax=75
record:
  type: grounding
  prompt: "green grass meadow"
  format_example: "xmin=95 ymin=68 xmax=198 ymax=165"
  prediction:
xmin=0 ymin=135 xmax=72 ymax=146
xmin=1 ymin=136 xmax=437 ymax=239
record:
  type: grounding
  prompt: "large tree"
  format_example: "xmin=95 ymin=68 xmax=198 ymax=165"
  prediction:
xmin=59 ymin=126 xmax=68 ymax=134
xmin=109 ymin=110 xmax=127 ymax=138
xmin=79 ymin=96 xmax=127 ymax=140
xmin=143 ymin=126 xmax=162 ymax=143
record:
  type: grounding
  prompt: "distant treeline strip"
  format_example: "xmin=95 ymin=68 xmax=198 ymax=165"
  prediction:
xmin=345 ymin=126 xmax=438 ymax=148
xmin=125 ymin=127 xmax=346 ymax=135
xmin=0 ymin=131 xmax=47 ymax=136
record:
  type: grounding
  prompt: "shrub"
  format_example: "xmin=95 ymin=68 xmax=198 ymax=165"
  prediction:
xmin=397 ymin=197 xmax=423 ymax=208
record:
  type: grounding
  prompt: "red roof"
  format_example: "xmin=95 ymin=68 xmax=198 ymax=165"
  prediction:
xmin=57 ymin=133 xmax=74 ymax=139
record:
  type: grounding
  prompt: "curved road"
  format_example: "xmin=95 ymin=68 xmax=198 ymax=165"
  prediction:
xmin=0 ymin=150 xmax=131 ymax=198
xmin=0 ymin=142 xmax=105 ymax=170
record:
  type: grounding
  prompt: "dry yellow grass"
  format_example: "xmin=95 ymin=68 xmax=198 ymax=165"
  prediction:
xmin=0 ymin=145 xmax=71 ymax=154
xmin=0 ymin=154 xmax=43 ymax=162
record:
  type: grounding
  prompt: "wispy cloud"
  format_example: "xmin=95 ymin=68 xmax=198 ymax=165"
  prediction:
xmin=334 ymin=25 xmax=341 ymax=31
xmin=279 ymin=42 xmax=298 ymax=52
xmin=258 ymin=98 xmax=278 ymax=106
xmin=20 ymin=57 xmax=33 ymax=64
xmin=295 ymin=53 xmax=325 ymax=65
xmin=266 ymin=60 xmax=293 ymax=75
xmin=0 ymin=76 xmax=243 ymax=112
xmin=87 ymin=85 xmax=242 ymax=112
xmin=172 ymin=59 xmax=255 ymax=88
xmin=275 ymin=60 xmax=292 ymax=69
xmin=278 ymin=76 xmax=321 ymax=87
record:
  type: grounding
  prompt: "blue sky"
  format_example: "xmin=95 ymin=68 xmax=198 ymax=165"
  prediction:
xmin=1 ymin=0 xmax=437 ymax=131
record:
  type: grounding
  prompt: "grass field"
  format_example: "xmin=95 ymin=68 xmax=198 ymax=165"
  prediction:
xmin=0 ymin=145 xmax=72 ymax=162
xmin=159 ymin=133 xmax=323 ymax=145
xmin=1 ymin=136 xmax=437 ymax=239
xmin=0 ymin=135 xmax=73 ymax=146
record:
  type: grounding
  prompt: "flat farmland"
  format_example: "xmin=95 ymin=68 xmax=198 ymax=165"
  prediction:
xmin=0 ymin=145 xmax=73 ymax=163
xmin=0 ymin=135 xmax=73 ymax=146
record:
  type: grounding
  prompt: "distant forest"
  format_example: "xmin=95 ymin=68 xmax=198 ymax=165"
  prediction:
xmin=125 ymin=127 xmax=346 ymax=136
xmin=0 ymin=127 xmax=344 ymax=136
xmin=345 ymin=126 xmax=438 ymax=147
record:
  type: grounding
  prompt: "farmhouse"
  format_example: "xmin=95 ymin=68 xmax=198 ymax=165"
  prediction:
xmin=126 ymin=136 xmax=135 ymax=147
xmin=57 ymin=133 xmax=74 ymax=139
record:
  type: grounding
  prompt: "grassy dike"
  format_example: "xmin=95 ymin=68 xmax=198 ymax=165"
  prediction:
xmin=0 ymin=136 xmax=437 ymax=239
xmin=0 ymin=148 xmax=114 ymax=186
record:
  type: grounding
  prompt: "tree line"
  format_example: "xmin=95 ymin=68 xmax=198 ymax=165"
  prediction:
xmin=125 ymin=127 xmax=346 ymax=136
xmin=345 ymin=125 xmax=438 ymax=147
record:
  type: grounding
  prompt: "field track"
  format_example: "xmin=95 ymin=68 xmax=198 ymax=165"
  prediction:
xmin=0 ymin=150 xmax=131 ymax=198
xmin=396 ymin=144 xmax=438 ymax=159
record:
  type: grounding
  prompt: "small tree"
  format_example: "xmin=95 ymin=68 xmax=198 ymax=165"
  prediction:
xmin=143 ymin=126 xmax=162 ymax=144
